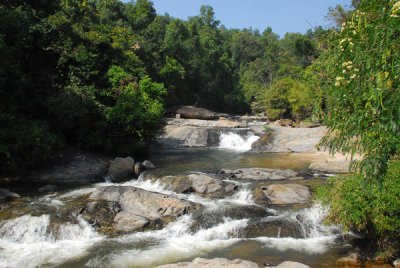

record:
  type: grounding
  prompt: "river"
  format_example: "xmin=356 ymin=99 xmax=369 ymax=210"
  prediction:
xmin=0 ymin=132 xmax=352 ymax=268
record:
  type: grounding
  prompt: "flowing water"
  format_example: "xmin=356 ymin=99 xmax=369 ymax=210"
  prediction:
xmin=0 ymin=131 xmax=351 ymax=267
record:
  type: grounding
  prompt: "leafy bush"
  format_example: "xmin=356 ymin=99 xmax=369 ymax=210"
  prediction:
xmin=315 ymin=160 xmax=400 ymax=252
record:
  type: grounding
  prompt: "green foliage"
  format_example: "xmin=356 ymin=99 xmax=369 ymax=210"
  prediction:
xmin=315 ymin=161 xmax=400 ymax=251
xmin=0 ymin=113 xmax=61 ymax=176
xmin=321 ymin=0 xmax=400 ymax=182
xmin=262 ymin=77 xmax=314 ymax=121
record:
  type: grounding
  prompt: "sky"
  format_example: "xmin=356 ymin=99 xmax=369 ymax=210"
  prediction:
xmin=149 ymin=0 xmax=352 ymax=37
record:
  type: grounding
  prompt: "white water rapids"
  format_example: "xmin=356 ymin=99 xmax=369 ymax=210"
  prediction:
xmin=218 ymin=132 xmax=259 ymax=152
xmin=0 ymin=174 xmax=342 ymax=268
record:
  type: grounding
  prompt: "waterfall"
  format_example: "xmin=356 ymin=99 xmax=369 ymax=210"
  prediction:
xmin=254 ymin=204 xmax=341 ymax=254
xmin=218 ymin=132 xmax=259 ymax=152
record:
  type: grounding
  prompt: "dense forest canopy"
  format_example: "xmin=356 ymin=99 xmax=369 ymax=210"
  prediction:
xmin=1 ymin=0 xmax=398 ymax=183
xmin=0 ymin=0 xmax=332 ymax=176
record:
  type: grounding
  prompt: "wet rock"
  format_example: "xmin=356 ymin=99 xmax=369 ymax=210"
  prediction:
xmin=182 ymin=128 xmax=209 ymax=147
xmin=253 ymin=184 xmax=310 ymax=206
xmin=134 ymin=162 xmax=144 ymax=177
xmin=267 ymin=261 xmax=310 ymax=268
xmin=156 ymin=257 xmax=259 ymax=268
xmin=142 ymin=160 xmax=156 ymax=170
xmin=244 ymin=219 xmax=304 ymax=239
xmin=336 ymin=252 xmax=365 ymax=267
xmin=109 ymin=157 xmax=135 ymax=182
xmin=251 ymin=131 xmax=274 ymax=149
xmin=172 ymin=106 xmax=218 ymax=120
xmin=38 ymin=185 xmax=58 ymax=193
xmin=219 ymin=168 xmax=299 ymax=181
xmin=80 ymin=200 xmax=122 ymax=232
xmin=113 ymin=211 xmax=149 ymax=232
xmin=0 ymin=188 xmax=21 ymax=200
xmin=26 ymin=149 xmax=110 ymax=183
xmin=159 ymin=173 xmax=238 ymax=198
xmin=90 ymin=186 xmax=199 ymax=219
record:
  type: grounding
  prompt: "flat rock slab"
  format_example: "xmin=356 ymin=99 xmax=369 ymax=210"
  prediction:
xmin=253 ymin=184 xmax=310 ymax=206
xmin=219 ymin=168 xmax=299 ymax=181
xmin=309 ymin=159 xmax=352 ymax=174
xmin=156 ymin=258 xmax=259 ymax=268
xmin=252 ymin=125 xmax=327 ymax=153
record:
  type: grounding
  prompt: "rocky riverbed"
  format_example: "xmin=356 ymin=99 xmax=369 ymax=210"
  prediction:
xmin=0 ymin=117 xmax=372 ymax=268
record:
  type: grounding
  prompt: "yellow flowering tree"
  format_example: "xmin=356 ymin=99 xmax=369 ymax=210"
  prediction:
xmin=322 ymin=0 xmax=400 ymax=182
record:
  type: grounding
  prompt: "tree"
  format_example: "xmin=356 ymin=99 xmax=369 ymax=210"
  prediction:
xmin=322 ymin=0 xmax=400 ymax=182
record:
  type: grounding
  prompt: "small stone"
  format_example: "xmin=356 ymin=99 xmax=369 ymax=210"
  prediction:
xmin=134 ymin=162 xmax=143 ymax=177
xmin=142 ymin=160 xmax=156 ymax=170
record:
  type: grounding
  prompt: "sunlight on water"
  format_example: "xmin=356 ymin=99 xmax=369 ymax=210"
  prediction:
xmin=218 ymin=132 xmax=259 ymax=152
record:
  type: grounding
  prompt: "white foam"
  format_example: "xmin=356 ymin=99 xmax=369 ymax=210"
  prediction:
xmin=87 ymin=215 xmax=247 ymax=267
xmin=254 ymin=204 xmax=341 ymax=254
xmin=218 ymin=132 xmax=259 ymax=152
xmin=0 ymin=215 xmax=103 ymax=268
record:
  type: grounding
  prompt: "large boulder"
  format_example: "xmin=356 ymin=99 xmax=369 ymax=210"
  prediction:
xmin=158 ymin=173 xmax=238 ymax=198
xmin=253 ymin=184 xmax=310 ymax=206
xmin=108 ymin=157 xmax=135 ymax=182
xmin=156 ymin=258 xmax=259 ymax=268
xmin=84 ymin=186 xmax=200 ymax=233
xmin=219 ymin=168 xmax=300 ymax=181
xmin=309 ymin=159 xmax=352 ymax=174
xmin=172 ymin=106 xmax=218 ymax=120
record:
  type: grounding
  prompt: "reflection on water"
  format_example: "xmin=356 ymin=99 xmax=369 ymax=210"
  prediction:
xmin=150 ymin=148 xmax=314 ymax=175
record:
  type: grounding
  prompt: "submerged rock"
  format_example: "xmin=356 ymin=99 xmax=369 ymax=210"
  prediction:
xmin=156 ymin=257 xmax=259 ymax=268
xmin=244 ymin=218 xmax=304 ymax=239
xmin=158 ymin=173 xmax=238 ymax=198
xmin=84 ymin=186 xmax=200 ymax=233
xmin=253 ymin=184 xmax=310 ymax=206
xmin=109 ymin=157 xmax=135 ymax=182
xmin=219 ymin=168 xmax=299 ymax=181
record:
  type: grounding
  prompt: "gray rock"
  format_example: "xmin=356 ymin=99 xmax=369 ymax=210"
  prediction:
xmin=90 ymin=186 xmax=200 ymax=221
xmin=38 ymin=185 xmax=58 ymax=193
xmin=156 ymin=258 xmax=259 ymax=268
xmin=220 ymin=168 xmax=299 ymax=181
xmin=251 ymin=125 xmax=327 ymax=153
xmin=0 ymin=188 xmax=21 ymax=200
xmin=109 ymin=157 xmax=135 ymax=182
xmin=309 ymin=160 xmax=352 ymax=174
xmin=134 ymin=162 xmax=143 ymax=177
xmin=266 ymin=261 xmax=310 ymax=268
xmin=182 ymin=128 xmax=208 ymax=147
xmin=25 ymin=149 xmax=110 ymax=183
xmin=113 ymin=211 xmax=149 ymax=232
xmin=172 ymin=106 xmax=218 ymax=120
xmin=253 ymin=184 xmax=310 ymax=206
xmin=142 ymin=160 xmax=156 ymax=170
xmin=158 ymin=173 xmax=238 ymax=198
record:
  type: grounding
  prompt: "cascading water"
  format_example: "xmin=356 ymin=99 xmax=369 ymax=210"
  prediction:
xmin=0 ymin=214 xmax=103 ymax=268
xmin=218 ymin=132 xmax=259 ymax=152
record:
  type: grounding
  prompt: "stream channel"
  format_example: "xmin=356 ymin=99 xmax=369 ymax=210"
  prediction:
xmin=0 ymin=132 xmax=352 ymax=268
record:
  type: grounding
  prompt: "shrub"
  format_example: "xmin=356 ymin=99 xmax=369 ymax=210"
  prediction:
xmin=315 ymin=160 xmax=400 ymax=252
